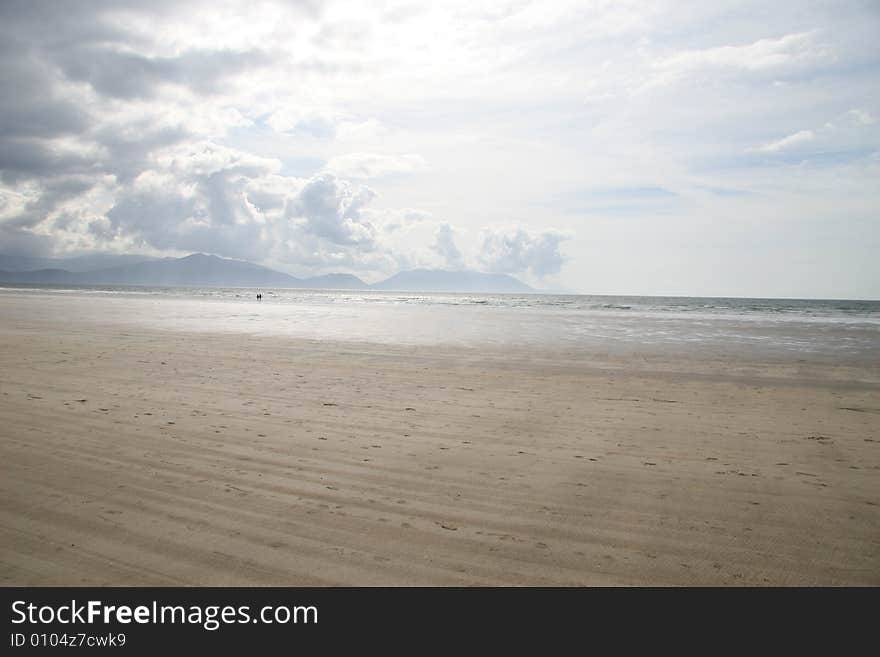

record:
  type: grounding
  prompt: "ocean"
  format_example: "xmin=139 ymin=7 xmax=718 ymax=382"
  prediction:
xmin=1 ymin=284 xmax=878 ymax=362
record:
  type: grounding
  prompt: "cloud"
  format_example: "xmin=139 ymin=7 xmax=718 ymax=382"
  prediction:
xmin=747 ymin=108 xmax=877 ymax=160
xmin=4 ymin=0 xmax=878 ymax=296
xmin=336 ymin=118 xmax=385 ymax=140
xmin=265 ymin=110 xmax=340 ymax=138
xmin=0 ymin=54 xmax=90 ymax=140
xmin=265 ymin=108 xmax=385 ymax=141
xmin=324 ymin=153 xmax=427 ymax=179
xmin=58 ymin=47 xmax=270 ymax=100
xmin=430 ymin=222 xmax=464 ymax=269
xmin=290 ymin=174 xmax=377 ymax=246
xmin=649 ymin=31 xmax=834 ymax=88
xmin=0 ymin=136 xmax=101 ymax=183
xmin=843 ymin=109 xmax=874 ymax=126
xmin=102 ymin=143 xmax=271 ymax=260
xmin=0 ymin=173 xmax=106 ymax=255
xmin=0 ymin=2 xmax=265 ymax=225
xmin=478 ymin=227 xmax=569 ymax=278
xmin=96 ymin=157 xmax=392 ymax=271
xmin=754 ymin=129 xmax=815 ymax=153
xmin=657 ymin=32 xmax=829 ymax=74
xmin=98 ymin=145 xmax=389 ymax=265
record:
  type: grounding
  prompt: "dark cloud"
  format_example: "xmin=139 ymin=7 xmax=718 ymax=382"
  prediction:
xmin=0 ymin=224 xmax=55 ymax=256
xmin=0 ymin=1 xmax=148 ymax=48
xmin=0 ymin=46 xmax=90 ymax=143
xmin=58 ymin=47 xmax=271 ymax=100
xmin=0 ymin=138 xmax=100 ymax=184
xmin=0 ymin=0 xmax=270 ymax=255
xmin=0 ymin=97 xmax=89 ymax=140
xmin=106 ymin=189 xmax=197 ymax=250
xmin=95 ymin=123 xmax=193 ymax=183
xmin=0 ymin=2 xmax=185 ymax=187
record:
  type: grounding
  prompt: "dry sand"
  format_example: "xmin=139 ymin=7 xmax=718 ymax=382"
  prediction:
xmin=1 ymin=298 xmax=878 ymax=585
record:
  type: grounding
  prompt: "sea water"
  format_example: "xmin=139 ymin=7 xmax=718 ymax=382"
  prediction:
xmin=1 ymin=285 xmax=878 ymax=362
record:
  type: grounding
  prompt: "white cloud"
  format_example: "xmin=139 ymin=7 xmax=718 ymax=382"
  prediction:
xmin=754 ymin=129 xmax=815 ymax=153
xmin=657 ymin=32 xmax=829 ymax=74
xmin=265 ymin=109 xmax=340 ymax=138
xmin=323 ymin=153 xmax=427 ymax=179
xmin=290 ymin=174 xmax=377 ymax=246
xmin=478 ymin=227 xmax=569 ymax=278
xmin=265 ymin=110 xmax=386 ymax=142
xmin=844 ymin=109 xmax=874 ymax=126
xmin=748 ymin=107 xmax=878 ymax=157
xmin=430 ymin=222 xmax=464 ymax=269
xmin=336 ymin=118 xmax=385 ymax=140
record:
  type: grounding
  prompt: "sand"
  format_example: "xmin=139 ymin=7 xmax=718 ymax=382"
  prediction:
xmin=1 ymin=296 xmax=878 ymax=585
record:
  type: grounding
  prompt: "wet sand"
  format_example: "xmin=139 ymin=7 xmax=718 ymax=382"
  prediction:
xmin=1 ymin=296 xmax=878 ymax=585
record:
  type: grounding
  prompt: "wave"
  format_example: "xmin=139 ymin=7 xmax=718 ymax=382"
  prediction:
xmin=2 ymin=285 xmax=878 ymax=323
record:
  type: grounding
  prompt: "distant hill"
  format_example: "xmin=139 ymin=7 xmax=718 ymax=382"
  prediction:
xmin=0 ymin=254 xmax=301 ymax=287
xmin=0 ymin=268 xmax=75 ymax=284
xmin=0 ymin=254 xmax=533 ymax=293
xmin=0 ymin=253 xmax=158 ymax=273
xmin=83 ymin=253 xmax=305 ymax=287
xmin=371 ymin=268 xmax=532 ymax=293
xmin=0 ymin=253 xmax=370 ymax=289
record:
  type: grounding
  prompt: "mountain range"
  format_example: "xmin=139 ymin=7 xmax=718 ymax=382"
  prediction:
xmin=0 ymin=253 xmax=534 ymax=293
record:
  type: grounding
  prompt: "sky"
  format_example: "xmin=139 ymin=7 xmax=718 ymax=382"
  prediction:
xmin=0 ymin=0 xmax=878 ymax=298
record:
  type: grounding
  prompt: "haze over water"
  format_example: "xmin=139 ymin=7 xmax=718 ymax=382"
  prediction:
xmin=3 ymin=285 xmax=878 ymax=363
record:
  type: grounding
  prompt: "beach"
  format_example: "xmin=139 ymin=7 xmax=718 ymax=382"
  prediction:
xmin=1 ymin=291 xmax=878 ymax=585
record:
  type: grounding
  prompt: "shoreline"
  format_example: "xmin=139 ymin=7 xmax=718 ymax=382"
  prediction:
xmin=1 ymin=290 xmax=878 ymax=371
xmin=1 ymin=298 xmax=878 ymax=585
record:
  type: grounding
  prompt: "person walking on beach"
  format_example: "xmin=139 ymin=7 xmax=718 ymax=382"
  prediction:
xmin=256 ymin=293 xmax=262 ymax=301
